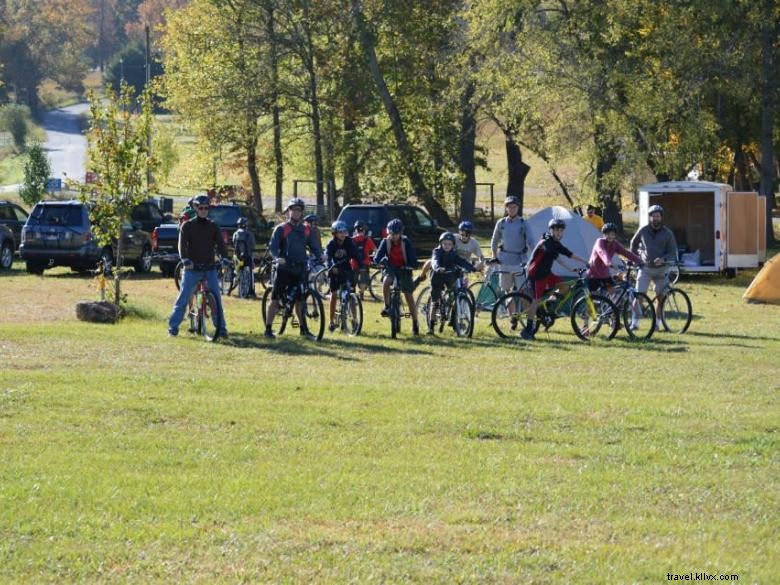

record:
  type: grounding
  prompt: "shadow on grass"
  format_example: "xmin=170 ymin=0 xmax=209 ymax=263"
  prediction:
xmin=685 ymin=330 xmax=780 ymax=343
xmin=321 ymin=336 xmax=435 ymax=356
xmin=217 ymin=333 xmax=352 ymax=360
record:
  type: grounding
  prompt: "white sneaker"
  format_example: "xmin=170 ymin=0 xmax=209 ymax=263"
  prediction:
xmin=629 ymin=320 xmax=639 ymax=331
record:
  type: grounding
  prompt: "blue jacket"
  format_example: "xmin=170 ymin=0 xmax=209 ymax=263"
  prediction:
xmin=269 ymin=221 xmax=322 ymax=268
xmin=374 ymin=235 xmax=418 ymax=268
xmin=326 ymin=236 xmax=361 ymax=270
xmin=431 ymin=246 xmax=475 ymax=272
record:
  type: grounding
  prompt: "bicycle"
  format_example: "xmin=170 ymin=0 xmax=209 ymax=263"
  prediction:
xmin=367 ymin=264 xmax=384 ymax=301
xmin=596 ymin=263 xmax=657 ymax=341
xmin=261 ymin=264 xmax=325 ymax=340
xmin=333 ymin=278 xmax=363 ymax=336
xmin=616 ymin=257 xmax=680 ymax=288
xmin=308 ymin=258 xmax=330 ymax=299
xmin=420 ymin=267 xmax=475 ymax=337
xmin=254 ymin=250 xmax=274 ymax=290
xmin=385 ymin=266 xmax=414 ymax=338
xmin=187 ymin=264 xmax=222 ymax=342
xmin=220 ymin=258 xmax=236 ymax=296
xmin=492 ymin=268 xmax=619 ymax=341
xmin=645 ymin=262 xmax=692 ymax=334
xmin=468 ymin=259 xmax=532 ymax=321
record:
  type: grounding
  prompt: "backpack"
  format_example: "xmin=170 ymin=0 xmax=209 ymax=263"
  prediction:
xmin=281 ymin=221 xmax=311 ymax=240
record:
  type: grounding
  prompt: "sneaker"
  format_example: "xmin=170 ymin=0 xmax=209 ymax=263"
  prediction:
xmin=264 ymin=328 xmax=275 ymax=339
xmin=381 ymin=306 xmax=390 ymax=317
xmin=412 ymin=322 xmax=420 ymax=336
xmin=328 ymin=322 xmax=338 ymax=332
xmin=520 ymin=325 xmax=535 ymax=341
xmin=167 ymin=329 xmax=178 ymax=337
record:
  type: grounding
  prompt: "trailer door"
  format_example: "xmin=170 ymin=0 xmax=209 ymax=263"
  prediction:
xmin=726 ymin=192 xmax=759 ymax=268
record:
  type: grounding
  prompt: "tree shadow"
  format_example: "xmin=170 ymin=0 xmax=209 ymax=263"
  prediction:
xmin=320 ymin=335 xmax=435 ymax=356
xmin=685 ymin=330 xmax=780 ymax=343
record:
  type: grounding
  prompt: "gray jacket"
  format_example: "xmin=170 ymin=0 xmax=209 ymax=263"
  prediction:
xmin=490 ymin=215 xmax=530 ymax=265
xmin=630 ymin=224 xmax=678 ymax=265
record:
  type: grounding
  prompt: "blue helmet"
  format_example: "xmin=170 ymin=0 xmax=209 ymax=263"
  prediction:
xmin=439 ymin=232 xmax=456 ymax=244
xmin=304 ymin=214 xmax=318 ymax=223
xmin=458 ymin=221 xmax=474 ymax=233
xmin=331 ymin=220 xmax=348 ymax=233
xmin=387 ymin=219 xmax=404 ymax=234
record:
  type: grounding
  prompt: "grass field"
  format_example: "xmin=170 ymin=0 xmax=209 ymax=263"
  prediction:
xmin=0 ymin=255 xmax=778 ymax=583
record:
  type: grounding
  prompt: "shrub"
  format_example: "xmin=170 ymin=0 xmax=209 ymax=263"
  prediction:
xmin=0 ymin=103 xmax=31 ymax=151
xmin=18 ymin=144 xmax=51 ymax=206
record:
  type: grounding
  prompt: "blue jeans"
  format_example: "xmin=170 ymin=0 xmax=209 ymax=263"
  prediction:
xmin=168 ymin=268 xmax=227 ymax=335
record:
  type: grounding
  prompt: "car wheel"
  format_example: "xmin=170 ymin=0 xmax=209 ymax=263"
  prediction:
xmin=26 ymin=260 xmax=46 ymax=274
xmin=135 ymin=246 xmax=153 ymax=273
xmin=0 ymin=242 xmax=12 ymax=270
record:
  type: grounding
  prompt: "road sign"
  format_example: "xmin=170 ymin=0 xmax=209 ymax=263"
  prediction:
xmin=46 ymin=178 xmax=62 ymax=191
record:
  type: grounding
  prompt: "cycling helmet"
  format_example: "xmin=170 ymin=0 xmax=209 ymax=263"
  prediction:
xmin=386 ymin=218 xmax=404 ymax=234
xmin=548 ymin=218 xmax=566 ymax=230
xmin=601 ymin=222 xmax=618 ymax=234
xmin=304 ymin=213 xmax=318 ymax=223
xmin=286 ymin=197 xmax=305 ymax=211
xmin=439 ymin=232 xmax=457 ymax=244
xmin=648 ymin=204 xmax=664 ymax=215
xmin=458 ymin=220 xmax=474 ymax=233
xmin=236 ymin=217 xmax=248 ymax=229
xmin=193 ymin=194 xmax=210 ymax=207
xmin=504 ymin=195 xmax=520 ymax=206
xmin=331 ymin=220 xmax=348 ymax=233
xmin=353 ymin=220 xmax=367 ymax=232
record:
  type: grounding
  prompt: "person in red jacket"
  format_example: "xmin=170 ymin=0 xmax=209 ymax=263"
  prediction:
xmin=350 ymin=220 xmax=377 ymax=299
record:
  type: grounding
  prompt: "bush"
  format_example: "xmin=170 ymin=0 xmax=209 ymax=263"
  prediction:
xmin=18 ymin=144 xmax=51 ymax=206
xmin=0 ymin=103 xmax=32 ymax=151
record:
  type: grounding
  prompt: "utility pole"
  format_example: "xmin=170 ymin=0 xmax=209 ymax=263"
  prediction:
xmin=145 ymin=24 xmax=154 ymax=190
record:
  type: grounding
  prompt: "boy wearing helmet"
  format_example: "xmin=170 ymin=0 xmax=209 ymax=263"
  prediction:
xmin=326 ymin=221 xmax=361 ymax=331
xmin=412 ymin=220 xmax=483 ymax=288
xmin=232 ymin=216 xmax=257 ymax=296
xmin=522 ymin=218 xmax=589 ymax=340
xmin=168 ymin=194 xmax=229 ymax=338
xmin=265 ymin=198 xmax=323 ymax=338
xmin=427 ymin=232 xmax=476 ymax=334
xmin=374 ymin=219 xmax=421 ymax=335
xmin=490 ymin=196 xmax=531 ymax=293
xmin=350 ymin=220 xmax=377 ymax=299
xmin=630 ymin=204 xmax=678 ymax=325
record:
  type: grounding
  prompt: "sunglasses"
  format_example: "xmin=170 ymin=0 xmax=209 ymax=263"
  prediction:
xmin=197 ymin=206 xmax=209 ymax=210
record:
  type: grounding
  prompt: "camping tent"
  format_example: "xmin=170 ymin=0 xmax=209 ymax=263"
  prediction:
xmin=743 ymin=254 xmax=780 ymax=304
xmin=526 ymin=206 xmax=601 ymax=276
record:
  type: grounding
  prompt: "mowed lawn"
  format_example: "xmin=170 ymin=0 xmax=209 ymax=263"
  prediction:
xmin=0 ymin=261 xmax=778 ymax=583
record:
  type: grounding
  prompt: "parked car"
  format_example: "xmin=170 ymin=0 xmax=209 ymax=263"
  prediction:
xmin=19 ymin=200 xmax=153 ymax=274
xmin=0 ymin=224 xmax=14 ymax=270
xmin=336 ymin=203 xmax=445 ymax=257
xmin=0 ymin=200 xmax=29 ymax=250
xmin=152 ymin=202 xmax=274 ymax=276
xmin=130 ymin=199 xmax=173 ymax=233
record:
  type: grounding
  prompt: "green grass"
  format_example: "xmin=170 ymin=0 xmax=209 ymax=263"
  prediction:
xmin=1 ymin=261 xmax=778 ymax=583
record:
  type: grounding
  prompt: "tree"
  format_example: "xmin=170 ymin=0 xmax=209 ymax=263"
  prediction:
xmin=19 ymin=145 xmax=51 ymax=206
xmin=79 ymin=85 xmax=155 ymax=307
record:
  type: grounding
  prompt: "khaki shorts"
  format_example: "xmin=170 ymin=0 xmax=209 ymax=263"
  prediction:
xmin=636 ymin=265 xmax=670 ymax=295
xmin=499 ymin=264 xmax=526 ymax=292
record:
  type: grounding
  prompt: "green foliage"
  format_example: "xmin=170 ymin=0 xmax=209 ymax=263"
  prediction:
xmin=0 ymin=103 xmax=32 ymax=151
xmin=152 ymin=123 xmax=180 ymax=185
xmin=18 ymin=144 xmax=50 ymax=206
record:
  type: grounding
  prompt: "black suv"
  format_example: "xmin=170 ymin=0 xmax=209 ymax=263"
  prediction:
xmin=130 ymin=199 xmax=172 ymax=233
xmin=208 ymin=203 xmax=274 ymax=254
xmin=0 ymin=224 xmax=14 ymax=270
xmin=0 ymin=200 xmax=29 ymax=251
xmin=19 ymin=200 xmax=153 ymax=274
xmin=336 ymin=204 xmax=445 ymax=257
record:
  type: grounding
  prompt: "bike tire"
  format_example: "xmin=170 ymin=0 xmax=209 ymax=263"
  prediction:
xmin=660 ymin=287 xmax=692 ymax=333
xmin=668 ymin=264 xmax=680 ymax=285
xmin=368 ymin=269 xmax=384 ymax=302
xmin=174 ymin=260 xmax=184 ymax=291
xmin=621 ymin=291 xmax=656 ymax=341
xmin=301 ymin=289 xmax=325 ymax=341
xmin=452 ymin=291 xmax=475 ymax=338
xmin=343 ymin=292 xmax=363 ymax=336
xmin=570 ymin=294 xmax=619 ymax=342
xmin=200 ymin=291 xmax=219 ymax=342
xmin=491 ymin=292 xmax=533 ymax=338
xmin=256 ymin=259 xmax=273 ymax=290
xmin=221 ymin=265 xmax=235 ymax=296
xmin=415 ymin=286 xmax=432 ymax=326
xmin=238 ymin=267 xmax=251 ymax=298
xmin=390 ymin=293 xmax=401 ymax=338
xmin=468 ymin=280 xmax=498 ymax=320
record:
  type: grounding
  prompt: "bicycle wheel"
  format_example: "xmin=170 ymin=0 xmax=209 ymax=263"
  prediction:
xmin=491 ymin=292 xmax=533 ymax=338
xmin=621 ymin=291 xmax=656 ymax=341
xmin=342 ymin=292 xmax=363 ymax=336
xmin=368 ymin=269 xmax=384 ymax=302
xmin=174 ymin=260 xmax=184 ymax=291
xmin=390 ymin=292 xmax=402 ymax=338
xmin=451 ymin=291 xmax=475 ymax=338
xmin=668 ymin=264 xmax=680 ymax=285
xmin=660 ymin=287 xmax=692 ymax=333
xmin=300 ymin=289 xmax=325 ymax=340
xmin=468 ymin=280 xmax=498 ymax=320
xmin=238 ymin=267 xmax=251 ymax=298
xmin=199 ymin=291 xmax=219 ymax=342
xmin=415 ymin=286 xmax=432 ymax=325
xmin=221 ymin=265 xmax=235 ymax=296
xmin=256 ymin=259 xmax=273 ymax=290
xmin=570 ymin=294 xmax=619 ymax=341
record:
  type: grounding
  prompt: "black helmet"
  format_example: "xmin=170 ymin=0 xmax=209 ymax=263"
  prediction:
xmin=548 ymin=218 xmax=566 ymax=230
xmin=504 ymin=195 xmax=520 ymax=206
xmin=353 ymin=220 xmax=367 ymax=232
xmin=286 ymin=197 xmax=305 ymax=211
xmin=386 ymin=219 xmax=404 ymax=234
xmin=601 ymin=222 xmax=618 ymax=234
xmin=439 ymin=232 xmax=456 ymax=244
xmin=236 ymin=217 xmax=248 ymax=229
xmin=193 ymin=194 xmax=210 ymax=207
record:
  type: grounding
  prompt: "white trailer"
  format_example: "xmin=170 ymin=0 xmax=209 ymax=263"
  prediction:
xmin=637 ymin=181 xmax=767 ymax=275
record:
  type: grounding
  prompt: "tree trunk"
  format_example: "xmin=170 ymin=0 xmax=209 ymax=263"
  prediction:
xmin=342 ymin=115 xmax=361 ymax=203
xmin=351 ymin=0 xmax=452 ymax=226
xmin=273 ymin=104 xmax=284 ymax=213
xmin=504 ymin=129 xmax=530 ymax=215
xmin=310 ymin=75 xmax=325 ymax=207
xmin=246 ymin=135 xmax=262 ymax=213
xmin=458 ymin=83 xmax=477 ymax=221
xmin=594 ymin=122 xmax=623 ymax=231
xmin=760 ymin=0 xmax=777 ymax=244
xmin=266 ymin=5 xmax=284 ymax=213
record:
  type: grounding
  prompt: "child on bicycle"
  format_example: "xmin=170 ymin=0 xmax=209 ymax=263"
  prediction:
xmin=374 ymin=219 xmax=421 ymax=336
xmin=350 ymin=220 xmax=377 ymax=299
xmin=413 ymin=220 xmax=483 ymax=289
xmin=427 ymin=232 xmax=476 ymax=334
xmin=232 ymin=216 xmax=257 ymax=297
xmin=522 ymin=218 xmax=589 ymax=340
xmin=326 ymin=220 xmax=361 ymax=332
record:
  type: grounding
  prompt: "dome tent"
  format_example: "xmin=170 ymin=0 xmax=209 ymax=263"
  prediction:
xmin=743 ymin=254 xmax=780 ymax=304
xmin=526 ymin=206 xmax=601 ymax=276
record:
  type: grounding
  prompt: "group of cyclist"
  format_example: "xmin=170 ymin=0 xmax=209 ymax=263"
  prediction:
xmin=168 ymin=192 xmax=678 ymax=341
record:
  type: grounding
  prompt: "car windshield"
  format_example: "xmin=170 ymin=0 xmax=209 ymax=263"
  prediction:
xmin=29 ymin=205 xmax=83 ymax=227
xmin=339 ymin=207 xmax=385 ymax=236
xmin=208 ymin=206 xmax=243 ymax=227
